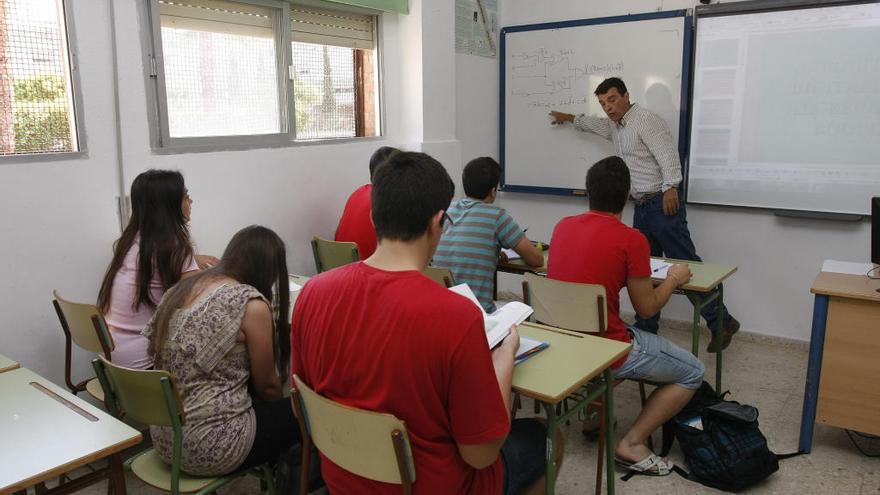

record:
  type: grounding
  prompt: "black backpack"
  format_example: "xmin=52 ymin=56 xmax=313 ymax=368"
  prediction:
xmin=659 ymin=381 xmax=799 ymax=492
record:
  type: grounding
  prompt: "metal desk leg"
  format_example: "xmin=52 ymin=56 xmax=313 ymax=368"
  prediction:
xmin=716 ymin=285 xmax=724 ymax=390
xmin=604 ymin=369 xmax=616 ymax=495
xmin=542 ymin=401 xmax=559 ymax=495
xmin=799 ymin=294 xmax=829 ymax=454
xmin=691 ymin=296 xmax=702 ymax=356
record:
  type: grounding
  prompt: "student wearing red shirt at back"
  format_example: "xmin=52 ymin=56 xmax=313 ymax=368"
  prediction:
xmin=334 ymin=146 xmax=399 ymax=259
xmin=292 ymin=151 xmax=559 ymax=494
xmin=547 ymin=156 xmax=704 ymax=477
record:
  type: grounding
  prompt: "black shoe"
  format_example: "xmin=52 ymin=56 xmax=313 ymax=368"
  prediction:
xmin=707 ymin=317 xmax=740 ymax=353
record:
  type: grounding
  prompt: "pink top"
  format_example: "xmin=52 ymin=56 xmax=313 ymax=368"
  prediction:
xmin=105 ymin=238 xmax=198 ymax=369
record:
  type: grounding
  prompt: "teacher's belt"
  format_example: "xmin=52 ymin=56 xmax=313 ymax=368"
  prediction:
xmin=632 ymin=191 xmax=662 ymax=206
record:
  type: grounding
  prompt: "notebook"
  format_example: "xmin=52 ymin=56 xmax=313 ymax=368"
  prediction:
xmin=449 ymin=283 xmax=534 ymax=348
xmin=650 ymin=259 xmax=672 ymax=279
xmin=515 ymin=336 xmax=549 ymax=365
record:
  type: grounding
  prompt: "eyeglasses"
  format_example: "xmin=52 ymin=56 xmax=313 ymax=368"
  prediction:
xmin=442 ymin=211 xmax=455 ymax=227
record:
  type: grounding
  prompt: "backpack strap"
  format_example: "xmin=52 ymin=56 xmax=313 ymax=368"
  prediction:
xmin=672 ymin=464 xmax=692 ymax=480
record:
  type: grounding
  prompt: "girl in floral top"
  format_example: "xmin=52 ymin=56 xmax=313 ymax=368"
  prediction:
xmin=144 ymin=225 xmax=299 ymax=476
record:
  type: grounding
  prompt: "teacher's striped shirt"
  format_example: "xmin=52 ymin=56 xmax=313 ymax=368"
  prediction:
xmin=574 ymin=103 xmax=682 ymax=199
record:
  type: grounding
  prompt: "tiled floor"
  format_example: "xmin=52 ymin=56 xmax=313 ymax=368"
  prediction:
xmin=63 ymin=320 xmax=880 ymax=494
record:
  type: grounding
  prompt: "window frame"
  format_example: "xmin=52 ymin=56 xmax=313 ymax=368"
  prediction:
xmin=144 ymin=0 xmax=384 ymax=152
xmin=0 ymin=0 xmax=88 ymax=163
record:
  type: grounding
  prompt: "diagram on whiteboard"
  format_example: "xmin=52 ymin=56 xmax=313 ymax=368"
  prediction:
xmin=502 ymin=15 xmax=687 ymax=193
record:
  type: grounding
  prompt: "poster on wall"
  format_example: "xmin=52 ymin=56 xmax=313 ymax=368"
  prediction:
xmin=455 ymin=0 xmax=498 ymax=58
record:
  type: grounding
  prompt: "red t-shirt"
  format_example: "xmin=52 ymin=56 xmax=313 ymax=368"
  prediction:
xmin=291 ymin=262 xmax=510 ymax=494
xmin=335 ymin=184 xmax=377 ymax=259
xmin=547 ymin=211 xmax=651 ymax=368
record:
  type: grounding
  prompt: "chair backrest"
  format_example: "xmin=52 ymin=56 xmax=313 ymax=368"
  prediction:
xmin=311 ymin=236 xmax=359 ymax=273
xmin=53 ymin=290 xmax=115 ymax=355
xmin=92 ymin=356 xmax=184 ymax=428
xmin=93 ymin=356 xmax=187 ymax=493
xmin=422 ymin=266 xmax=456 ymax=288
xmin=292 ymin=375 xmax=415 ymax=488
xmin=522 ymin=272 xmax=607 ymax=335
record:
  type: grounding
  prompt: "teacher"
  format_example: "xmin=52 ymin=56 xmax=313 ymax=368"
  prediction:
xmin=549 ymin=77 xmax=739 ymax=352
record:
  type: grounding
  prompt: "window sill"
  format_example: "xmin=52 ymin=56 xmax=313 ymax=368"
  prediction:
xmin=0 ymin=151 xmax=88 ymax=165
xmin=151 ymin=135 xmax=386 ymax=155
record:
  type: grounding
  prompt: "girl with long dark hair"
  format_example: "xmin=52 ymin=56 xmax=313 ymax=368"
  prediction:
xmin=144 ymin=225 xmax=298 ymax=476
xmin=98 ymin=170 xmax=215 ymax=369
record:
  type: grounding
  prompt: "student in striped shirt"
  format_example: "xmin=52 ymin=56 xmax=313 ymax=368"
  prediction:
xmin=433 ymin=157 xmax=544 ymax=312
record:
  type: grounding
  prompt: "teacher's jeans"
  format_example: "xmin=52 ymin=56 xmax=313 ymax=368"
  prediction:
xmin=631 ymin=192 xmax=733 ymax=334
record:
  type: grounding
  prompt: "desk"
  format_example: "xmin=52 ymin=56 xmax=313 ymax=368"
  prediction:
xmin=500 ymin=253 xmax=736 ymax=389
xmin=288 ymin=274 xmax=311 ymax=321
xmin=513 ymin=322 xmax=631 ymax=495
xmin=0 ymin=354 xmax=19 ymax=374
xmin=799 ymin=271 xmax=880 ymax=453
xmin=0 ymin=368 xmax=142 ymax=494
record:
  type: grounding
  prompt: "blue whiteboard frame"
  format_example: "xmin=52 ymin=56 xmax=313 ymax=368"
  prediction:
xmin=499 ymin=10 xmax=693 ymax=197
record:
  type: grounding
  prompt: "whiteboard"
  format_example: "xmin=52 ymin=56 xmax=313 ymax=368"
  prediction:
xmin=500 ymin=11 xmax=690 ymax=195
xmin=687 ymin=2 xmax=880 ymax=215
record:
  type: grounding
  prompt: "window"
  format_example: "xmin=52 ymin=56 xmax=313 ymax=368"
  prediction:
xmin=0 ymin=0 xmax=80 ymax=156
xmin=149 ymin=0 xmax=381 ymax=148
xmin=291 ymin=6 xmax=379 ymax=140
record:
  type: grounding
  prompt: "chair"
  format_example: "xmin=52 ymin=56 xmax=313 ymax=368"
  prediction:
xmin=92 ymin=356 xmax=275 ymax=495
xmin=52 ymin=290 xmax=115 ymax=402
xmin=291 ymin=374 xmax=416 ymax=495
xmin=522 ymin=272 xmax=650 ymax=495
xmin=310 ymin=236 xmax=359 ymax=273
xmin=422 ymin=266 xmax=456 ymax=288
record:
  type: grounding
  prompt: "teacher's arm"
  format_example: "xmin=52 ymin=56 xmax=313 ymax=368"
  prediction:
xmin=550 ymin=110 xmax=612 ymax=140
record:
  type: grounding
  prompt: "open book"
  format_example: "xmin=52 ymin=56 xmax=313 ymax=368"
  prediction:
xmin=449 ymin=283 xmax=535 ymax=349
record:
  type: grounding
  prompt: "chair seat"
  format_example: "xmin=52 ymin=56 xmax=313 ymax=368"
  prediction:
xmin=130 ymin=449 xmax=230 ymax=493
xmin=85 ymin=377 xmax=105 ymax=402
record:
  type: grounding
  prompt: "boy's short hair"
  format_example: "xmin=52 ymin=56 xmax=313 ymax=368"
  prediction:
xmin=372 ymin=152 xmax=455 ymax=241
xmin=463 ymin=157 xmax=502 ymax=199
xmin=586 ymin=156 xmax=630 ymax=213
xmin=369 ymin=146 xmax=400 ymax=180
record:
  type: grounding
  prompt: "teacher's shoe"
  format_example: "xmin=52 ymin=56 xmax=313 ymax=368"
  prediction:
xmin=707 ymin=317 xmax=740 ymax=353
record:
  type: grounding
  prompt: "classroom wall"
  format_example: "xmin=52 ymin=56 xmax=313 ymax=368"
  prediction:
xmin=1 ymin=0 xmax=462 ymax=385
xmin=456 ymin=0 xmax=871 ymax=341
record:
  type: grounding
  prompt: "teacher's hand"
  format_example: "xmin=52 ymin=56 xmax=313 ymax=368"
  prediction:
xmin=662 ymin=188 xmax=680 ymax=216
xmin=549 ymin=111 xmax=575 ymax=125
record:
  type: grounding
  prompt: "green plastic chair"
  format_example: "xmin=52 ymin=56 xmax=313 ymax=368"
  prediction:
xmin=92 ymin=356 xmax=276 ymax=495
xmin=422 ymin=266 xmax=456 ymax=288
xmin=53 ymin=290 xmax=115 ymax=402
xmin=292 ymin=374 xmax=415 ymax=495
xmin=310 ymin=236 xmax=359 ymax=273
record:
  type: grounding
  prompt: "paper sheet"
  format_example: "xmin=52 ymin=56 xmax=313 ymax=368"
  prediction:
xmin=650 ymin=259 xmax=672 ymax=279
xmin=289 ymin=281 xmax=303 ymax=292
xmin=502 ymin=248 xmax=521 ymax=260
xmin=821 ymin=260 xmax=877 ymax=276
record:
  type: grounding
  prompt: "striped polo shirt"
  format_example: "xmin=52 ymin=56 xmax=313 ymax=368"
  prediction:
xmin=574 ymin=103 xmax=682 ymax=199
xmin=433 ymin=199 xmax=525 ymax=312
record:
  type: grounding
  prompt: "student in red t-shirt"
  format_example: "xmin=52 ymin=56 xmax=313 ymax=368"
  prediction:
xmin=292 ymin=151 xmax=557 ymax=494
xmin=548 ymin=156 xmax=705 ymax=477
xmin=334 ymin=146 xmax=399 ymax=259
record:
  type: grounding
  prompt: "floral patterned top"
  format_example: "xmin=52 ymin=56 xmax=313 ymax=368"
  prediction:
xmin=143 ymin=283 xmax=266 ymax=476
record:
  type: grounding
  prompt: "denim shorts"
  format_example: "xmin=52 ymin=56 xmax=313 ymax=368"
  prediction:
xmin=501 ymin=419 xmax=547 ymax=495
xmin=614 ymin=326 xmax=705 ymax=390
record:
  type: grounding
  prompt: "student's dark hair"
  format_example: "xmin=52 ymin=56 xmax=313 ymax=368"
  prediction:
xmin=371 ymin=151 xmax=455 ymax=241
xmin=595 ymin=77 xmax=628 ymax=97
xmin=369 ymin=146 xmax=400 ymax=180
xmin=586 ymin=156 xmax=631 ymax=213
xmin=463 ymin=156 xmax=502 ymax=199
xmin=148 ymin=225 xmax=291 ymax=376
xmin=98 ymin=169 xmax=194 ymax=313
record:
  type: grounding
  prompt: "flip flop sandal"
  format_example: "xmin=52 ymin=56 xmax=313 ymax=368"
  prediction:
xmin=615 ymin=454 xmax=673 ymax=477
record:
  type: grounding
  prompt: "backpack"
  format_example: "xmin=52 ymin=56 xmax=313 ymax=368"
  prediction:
xmin=659 ymin=381 xmax=799 ymax=492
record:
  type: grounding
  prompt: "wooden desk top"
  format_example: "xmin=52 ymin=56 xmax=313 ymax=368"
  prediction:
xmin=0 ymin=368 xmax=142 ymax=493
xmin=811 ymin=271 xmax=880 ymax=303
xmin=0 ymin=354 xmax=20 ymax=374
xmin=512 ymin=322 xmax=631 ymax=404
xmin=499 ymin=251 xmax=737 ymax=293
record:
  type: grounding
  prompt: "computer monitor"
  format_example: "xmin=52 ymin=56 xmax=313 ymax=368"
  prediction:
xmin=873 ymin=197 xmax=880 ymax=265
